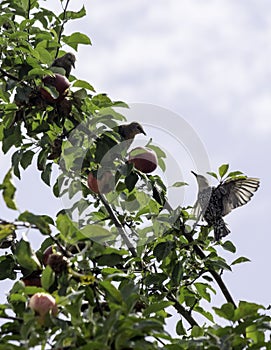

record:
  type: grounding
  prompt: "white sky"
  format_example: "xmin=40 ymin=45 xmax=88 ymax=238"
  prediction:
xmin=1 ymin=0 xmax=271 ymax=329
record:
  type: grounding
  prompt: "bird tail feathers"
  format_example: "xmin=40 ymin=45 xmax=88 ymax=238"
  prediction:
xmin=214 ymin=218 xmax=230 ymax=241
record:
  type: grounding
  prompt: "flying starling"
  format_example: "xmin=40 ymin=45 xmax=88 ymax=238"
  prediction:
xmin=192 ymin=171 xmax=260 ymax=241
xmin=51 ymin=52 xmax=76 ymax=78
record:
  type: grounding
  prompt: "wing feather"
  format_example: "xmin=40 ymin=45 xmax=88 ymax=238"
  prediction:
xmin=215 ymin=177 xmax=260 ymax=216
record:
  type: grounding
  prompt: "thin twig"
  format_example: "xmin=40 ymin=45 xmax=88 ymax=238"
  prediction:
xmin=98 ymin=194 xmax=137 ymax=257
xmin=55 ymin=0 xmax=71 ymax=58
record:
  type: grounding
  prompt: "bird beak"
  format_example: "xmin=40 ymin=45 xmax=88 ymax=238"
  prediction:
xmin=72 ymin=62 xmax=75 ymax=68
xmin=141 ymin=128 xmax=146 ymax=135
xmin=191 ymin=171 xmax=197 ymax=177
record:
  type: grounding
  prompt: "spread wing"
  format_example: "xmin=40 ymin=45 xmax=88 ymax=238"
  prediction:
xmin=215 ymin=177 xmax=260 ymax=217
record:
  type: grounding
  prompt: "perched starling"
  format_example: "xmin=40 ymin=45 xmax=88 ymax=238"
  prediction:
xmin=94 ymin=122 xmax=146 ymax=163
xmin=192 ymin=171 xmax=260 ymax=241
xmin=117 ymin=122 xmax=146 ymax=140
xmin=51 ymin=52 xmax=76 ymax=77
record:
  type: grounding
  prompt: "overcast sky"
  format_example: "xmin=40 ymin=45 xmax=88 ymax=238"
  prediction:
xmin=1 ymin=0 xmax=271 ymax=326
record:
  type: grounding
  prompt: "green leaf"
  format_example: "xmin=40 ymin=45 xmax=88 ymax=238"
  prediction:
xmin=0 ymin=255 xmax=16 ymax=280
xmin=91 ymin=94 xmax=113 ymax=108
xmin=218 ymin=164 xmax=229 ymax=178
xmin=143 ymin=301 xmax=173 ymax=317
xmin=24 ymin=286 xmax=44 ymax=295
xmin=125 ymin=172 xmax=139 ymax=192
xmin=99 ymin=280 xmax=123 ymax=304
xmin=56 ymin=213 xmax=84 ymax=244
xmin=176 ymin=319 xmax=186 ymax=335
xmin=59 ymin=6 xmax=86 ymax=20
xmin=15 ymin=238 xmax=41 ymax=271
xmin=191 ymin=325 xmax=204 ymax=337
xmin=246 ymin=324 xmax=265 ymax=343
xmin=194 ymin=282 xmax=212 ymax=302
xmin=97 ymin=253 xmax=123 ymax=267
xmin=35 ymin=46 xmax=52 ymax=64
xmin=62 ymin=32 xmax=91 ymax=50
xmin=231 ymin=256 xmax=251 ymax=266
xmin=0 ymin=223 xmax=15 ymax=240
xmin=227 ymin=171 xmax=244 ymax=178
xmin=80 ymin=224 xmax=113 ymax=243
xmin=0 ymin=169 xmax=17 ymax=210
xmin=222 ymin=240 xmax=236 ymax=253
xmin=171 ymin=261 xmax=183 ymax=286
xmin=73 ymin=80 xmax=95 ymax=92
xmin=146 ymin=145 xmax=166 ymax=159
xmin=158 ymin=157 xmax=166 ymax=172
xmin=213 ymin=302 xmax=235 ymax=321
xmin=2 ymin=125 xmax=22 ymax=154
xmin=194 ymin=305 xmax=214 ymax=322
xmin=144 ymin=273 xmax=168 ymax=287
xmin=11 ymin=150 xmax=21 ymax=179
xmin=41 ymin=265 xmax=55 ymax=290
xmin=206 ymin=171 xmax=218 ymax=180
xmin=37 ymin=147 xmax=49 ymax=171
xmin=18 ymin=211 xmax=52 ymax=235
xmin=20 ymin=150 xmax=35 ymax=170
xmin=234 ymin=301 xmax=264 ymax=321
xmin=207 ymin=259 xmax=232 ymax=271
xmin=153 ymin=241 xmax=174 ymax=261
xmin=0 ymin=124 xmax=3 ymax=141
xmin=171 ymin=181 xmax=188 ymax=187
xmin=27 ymin=68 xmax=53 ymax=76
xmin=41 ymin=162 xmax=52 ymax=186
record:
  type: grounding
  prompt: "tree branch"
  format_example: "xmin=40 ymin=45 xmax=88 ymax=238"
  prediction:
xmin=182 ymin=230 xmax=236 ymax=307
xmin=98 ymin=194 xmax=137 ymax=257
xmin=166 ymin=289 xmax=199 ymax=327
xmin=165 ymin=201 xmax=237 ymax=308
xmin=0 ymin=67 xmax=31 ymax=88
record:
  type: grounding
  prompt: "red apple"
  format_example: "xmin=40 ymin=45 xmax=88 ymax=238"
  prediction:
xmin=40 ymin=73 xmax=70 ymax=102
xmin=22 ymin=272 xmax=42 ymax=287
xmin=128 ymin=147 xmax=158 ymax=173
xmin=87 ymin=171 xmax=115 ymax=194
xmin=29 ymin=292 xmax=58 ymax=324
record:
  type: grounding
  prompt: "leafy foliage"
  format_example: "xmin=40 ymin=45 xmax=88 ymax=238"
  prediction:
xmin=0 ymin=1 xmax=269 ymax=349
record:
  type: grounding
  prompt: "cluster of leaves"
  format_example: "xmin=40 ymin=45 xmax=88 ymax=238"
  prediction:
xmin=0 ymin=1 xmax=270 ymax=349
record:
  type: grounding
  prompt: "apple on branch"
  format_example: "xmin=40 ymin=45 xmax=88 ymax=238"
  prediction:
xmin=29 ymin=292 xmax=58 ymax=324
xmin=40 ymin=73 xmax=70 ymax=103
xmin=128 ymin=147 xmax=158 ymax=174
xmin=87 ymin=170 xmax=115 ymax=194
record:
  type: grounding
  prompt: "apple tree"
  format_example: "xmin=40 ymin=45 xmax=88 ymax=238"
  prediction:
xmin=0 ymin=1 xmax=270 ymax=349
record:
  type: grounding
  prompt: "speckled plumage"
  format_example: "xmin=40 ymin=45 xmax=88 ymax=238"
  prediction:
xmin=192 ymin=172 xmax=260 ymax=241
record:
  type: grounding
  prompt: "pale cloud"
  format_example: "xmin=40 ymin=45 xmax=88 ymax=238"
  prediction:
xmin=72 ymin=0 xmax=271 ymax=137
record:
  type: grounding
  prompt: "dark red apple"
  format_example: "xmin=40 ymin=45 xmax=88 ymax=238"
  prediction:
xmin=87 ymin=171 xmax=115 ymax=194
xmin=40 ymin=73 xmax=70 ymax=102
xmin=22 ymin=272 xmax=42 ymax=287
xmin=128 ymin=147 xmax=158 ymax=173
